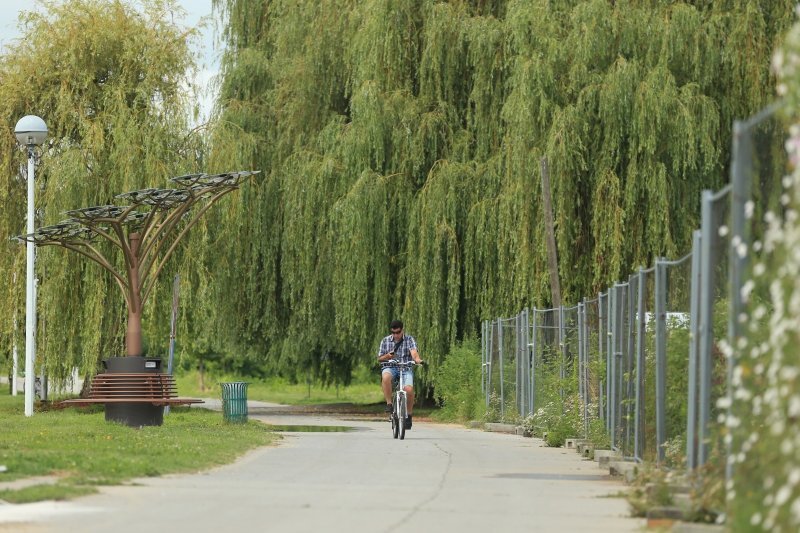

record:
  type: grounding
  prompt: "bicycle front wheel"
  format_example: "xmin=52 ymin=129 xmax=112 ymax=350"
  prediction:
xmin=399 ymin=396 xmax=406 ymax=440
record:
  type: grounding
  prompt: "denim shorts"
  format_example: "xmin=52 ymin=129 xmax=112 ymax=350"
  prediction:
xmin=382 ymin=366 xmax=414 ymax=387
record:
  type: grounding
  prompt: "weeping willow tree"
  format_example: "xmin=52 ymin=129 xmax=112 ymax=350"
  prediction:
xmin=199 ymin=0 xmax=792 ymax=385
xmin=0 ymin=0 xmax=204 ymax=385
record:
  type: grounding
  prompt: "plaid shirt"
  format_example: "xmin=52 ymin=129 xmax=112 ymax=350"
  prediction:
xmin=377 ymin=334 xmax=418 ymax=364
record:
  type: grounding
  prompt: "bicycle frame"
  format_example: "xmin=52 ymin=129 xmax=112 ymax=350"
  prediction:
xmin=386 ymin=361 xmax=414 ymax=440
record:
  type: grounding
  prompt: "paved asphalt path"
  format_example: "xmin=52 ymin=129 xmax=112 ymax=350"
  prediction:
xmin=2 ymin=401 xmax=643 ymax=532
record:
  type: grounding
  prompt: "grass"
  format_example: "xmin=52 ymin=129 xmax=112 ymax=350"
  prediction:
xmin=0 ymin=394 xmax=276 ymax=502
xmin=174 ymin=370 xmax=387 ymax=406
xmin=173 ymin=370 xmax=439 ymax=418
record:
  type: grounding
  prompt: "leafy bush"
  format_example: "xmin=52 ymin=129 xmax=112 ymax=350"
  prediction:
xmin=432 ymin=339 xmax=483 ymax=421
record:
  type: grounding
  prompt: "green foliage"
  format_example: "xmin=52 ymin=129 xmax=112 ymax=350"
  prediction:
xmin=521 ymin=347 xmax=582 ymax=446
xmin=0 ymin=395 xmax=275 ymax=502
xmin=198 ymin=0 xmax=791 ymax=386
xmin=0 ymin=0 xmax=203 ymax=384
xmin=0 ymin=0 xmax=792 ymax=392
xmin=431 ymin=338 xmax=482 ymax=421
xmin=725 ymin=12 xmax=800 ymax=522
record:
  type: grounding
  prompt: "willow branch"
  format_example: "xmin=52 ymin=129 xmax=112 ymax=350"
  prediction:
xmin=140 ymin=188 xmax=235 ymax=305
xmin=56 ymin=242 xmax=132 ymax=309
xmin=139 ymin=199 xmax=195 ymax=269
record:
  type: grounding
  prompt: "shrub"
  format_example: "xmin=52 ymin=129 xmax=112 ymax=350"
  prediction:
xmin=432 ymin=339 xmax=483 ymax=421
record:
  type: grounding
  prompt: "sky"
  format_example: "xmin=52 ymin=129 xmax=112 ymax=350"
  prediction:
xmin=0 ymin=0 xmax=220 ymax=123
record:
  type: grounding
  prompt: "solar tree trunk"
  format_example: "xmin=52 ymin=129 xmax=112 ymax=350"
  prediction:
xmin=127 ymin=232 xmax=143 ymax=356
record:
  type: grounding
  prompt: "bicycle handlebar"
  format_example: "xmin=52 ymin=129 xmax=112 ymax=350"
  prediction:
xmin=382 ymin=360 xmax=425 ymax=368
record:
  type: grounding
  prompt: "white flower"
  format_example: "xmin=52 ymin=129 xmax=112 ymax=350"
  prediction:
xmin=775 ymin=50 xmax=786 ymax=73
xmin=776 ymin=485 xmax=792 ymax=506
xmin=741 ymin=280 xmax=755 ymax=301
xmin=737 ymin=242 xmax=748 ymax=258
xmin=751 ymin=512 xmax=762 ymax=526
xmin=745 ymin=200 xmax=755 ymax=219
xmin=719 ymin=225 xmax=730 ymax=237
xmin=754 ymin=262 xmax=766 ymax=276
xmin=782 ymin=439 xmax=794 ymax=455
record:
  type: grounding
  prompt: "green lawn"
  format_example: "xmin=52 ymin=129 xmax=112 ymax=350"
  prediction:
xmin=175 ymin=370 xmax=386 ymax=405
xmin=0 ymin=395 xmax=276 ymax=503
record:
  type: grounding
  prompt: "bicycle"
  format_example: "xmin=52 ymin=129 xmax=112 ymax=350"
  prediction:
xmin=384 ymin=360 xmax=420 ymax=440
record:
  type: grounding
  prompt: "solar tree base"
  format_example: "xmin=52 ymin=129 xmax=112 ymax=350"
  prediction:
xmin=103 ymin=356 xmax=164 ymax=427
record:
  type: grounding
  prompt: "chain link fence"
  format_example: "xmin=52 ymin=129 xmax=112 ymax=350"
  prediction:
xmin=481 ymin=103 xmax=785 ymax=481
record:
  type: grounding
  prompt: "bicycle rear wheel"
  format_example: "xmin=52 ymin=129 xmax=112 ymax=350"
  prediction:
xmin=392 ymin=398 xmax=399 ymax=439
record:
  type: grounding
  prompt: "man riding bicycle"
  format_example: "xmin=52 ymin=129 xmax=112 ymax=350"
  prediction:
xmin=377 ymin=320 xmax=423 ymax=429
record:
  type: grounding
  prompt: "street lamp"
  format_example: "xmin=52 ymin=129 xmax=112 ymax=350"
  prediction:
xmin=14 ymin=115 xmax=47 ymax=417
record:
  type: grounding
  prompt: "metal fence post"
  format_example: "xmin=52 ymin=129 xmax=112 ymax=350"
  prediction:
xmin=598 ymin=292 xmax=605 ymax=421
xmin=635 ymin=268 xmax=646 ymax=461
xmin=581 ymin=298 xmax=589 ymax=438
xmin=626 ymin=277 xmax=636 ymax=454
xmin=687 ymin=231 xmax=702 ymax=470
xmin=514 ymin=312 xmax=525 ymax=416
xmin=606 ymin=288 xmax=613 ymax=432
xmin=559 ymin=305 xmax=566 ymax=403
xmin=610 ymin=286 xmax=618 ymax=448
xmin=499 ymin=318 xmax=505 ymax=420
xmin=698 ymin=187 xmax=732 ymax=466
xmin=530 ymin=308 xmax=537 ymax=416
xmin=481 ymin=320 xmax=487 ymax=399
xmin=577 ymin=302 xmax=584 ymax=402
xmin=655 ymin=257 xmax=668 ymax=464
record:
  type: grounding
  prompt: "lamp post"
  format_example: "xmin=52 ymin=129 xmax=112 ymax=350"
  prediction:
xmin=14 ymin=115 xmax=47 ymax=417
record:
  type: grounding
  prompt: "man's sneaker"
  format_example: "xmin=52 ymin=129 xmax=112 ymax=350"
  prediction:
xmin=384 ymin=403 xmax=393 ymax=413
xmin=405 ymin=415 xmax=412 ymax=430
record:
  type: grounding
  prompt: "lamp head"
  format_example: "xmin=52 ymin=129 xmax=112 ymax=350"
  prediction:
xmin=14 ymin=115 xmax=48 ymax=146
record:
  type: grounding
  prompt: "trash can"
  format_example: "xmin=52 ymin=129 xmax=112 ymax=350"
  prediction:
xmin=220 ymin=382 xmax=249 ymax=423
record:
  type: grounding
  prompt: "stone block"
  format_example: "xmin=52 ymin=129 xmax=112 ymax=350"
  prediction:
xmin=608 ymin=460 xmax=638 ymax=483
xmin=671 ymin=523 xmax=725 ymax=533
xmin=594 ymin=449 xmax=619 ymax=467
xmin=484 ymin=422 xmax=517 ymax=434
xmin=646 ymin=507 xmax=686 ymax=529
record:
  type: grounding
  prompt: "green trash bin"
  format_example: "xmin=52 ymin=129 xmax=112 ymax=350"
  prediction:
xmin=220 ymin=382 xmax=249 ymax=423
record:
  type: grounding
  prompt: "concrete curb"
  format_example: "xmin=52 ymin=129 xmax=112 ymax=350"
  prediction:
xmin=671 ymin=522 xmax=725 ymax=532
xmin=484 ymin=422 xmax=518 ymax=434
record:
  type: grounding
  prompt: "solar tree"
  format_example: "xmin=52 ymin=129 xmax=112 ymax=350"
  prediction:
xmin=15 ymin=171 xmax=260 ymax=359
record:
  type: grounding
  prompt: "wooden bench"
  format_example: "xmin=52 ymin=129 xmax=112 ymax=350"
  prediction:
xmin=60 ymin=372 xmax=204 ymax=407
